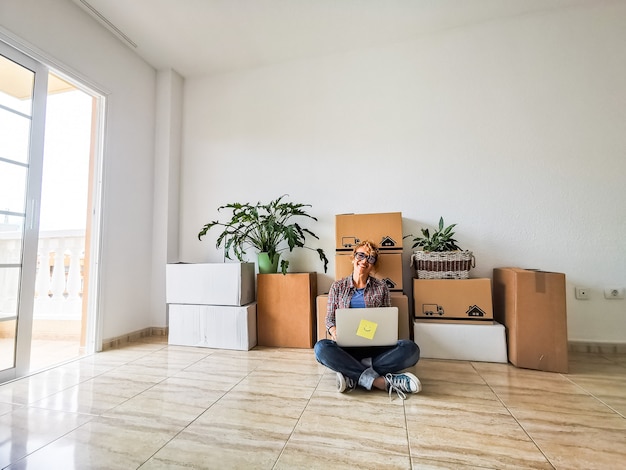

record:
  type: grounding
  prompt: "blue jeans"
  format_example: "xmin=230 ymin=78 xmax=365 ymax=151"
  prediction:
xmin=314 ymin=339 xmax=420 ymax=390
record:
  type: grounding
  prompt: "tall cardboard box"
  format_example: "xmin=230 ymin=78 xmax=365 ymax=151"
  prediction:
xmin=335 ymin=212 xmax=403 ymax=251
xmin=257 ymin=273 xmax=317 ymax=348
xmin=316 ymin=294 xmax=410 ymax=342
xmin=493 ymin=268 xmax=568 ymax=373
xmin=413 ymin=279 xmax=493 ymax=320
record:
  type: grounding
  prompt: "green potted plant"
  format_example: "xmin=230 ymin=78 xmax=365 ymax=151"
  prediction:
xmin=198 ymin=194 xmax=329 ymax=275
xmin=406 ymin=217 xmax=474 ymax=279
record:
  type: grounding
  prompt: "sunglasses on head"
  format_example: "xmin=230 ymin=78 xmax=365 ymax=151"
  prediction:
xmin=354 ymin=251 xmax=377 ymax=264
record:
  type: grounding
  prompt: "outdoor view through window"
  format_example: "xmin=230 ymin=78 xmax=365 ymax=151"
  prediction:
xmin=0 ymin=61 xmax=95 ymax=378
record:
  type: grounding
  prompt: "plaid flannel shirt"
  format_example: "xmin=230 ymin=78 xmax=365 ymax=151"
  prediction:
xmin=325 ymin=275 xmax=391 ymax=332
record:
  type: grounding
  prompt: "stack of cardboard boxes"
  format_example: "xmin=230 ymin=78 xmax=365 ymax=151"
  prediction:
xmin=165 ymin=263 xmax=257 ymax=350
xmin=316 ymin=212 xmax=411 ymax=341
xmin=412 ymin=270 xmax=508 ymax=363
xmin=412 ymin=265 xmax=569 ymax=371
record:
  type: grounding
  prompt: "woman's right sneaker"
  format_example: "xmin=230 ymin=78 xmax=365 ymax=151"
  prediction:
xmin=336 ymin=372 xmax=356 ymax=393
xmin=385 ymin=372 xmax=422 ymax=400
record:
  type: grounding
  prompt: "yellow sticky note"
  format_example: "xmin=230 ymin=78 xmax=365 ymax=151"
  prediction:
xmin=356 ymin=319 xmax=378 ymax=340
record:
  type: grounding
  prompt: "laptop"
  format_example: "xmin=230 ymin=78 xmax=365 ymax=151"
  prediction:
xmin=335 ymin=307 xmax=399 ymax=347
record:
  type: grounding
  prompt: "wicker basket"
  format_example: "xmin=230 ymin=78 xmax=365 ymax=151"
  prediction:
xmin=410 ymin=250 xmax=475 ymax=279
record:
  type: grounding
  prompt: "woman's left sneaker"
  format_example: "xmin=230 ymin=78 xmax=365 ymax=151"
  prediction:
xmin=385 ymin=372 xmax=422 ymax=400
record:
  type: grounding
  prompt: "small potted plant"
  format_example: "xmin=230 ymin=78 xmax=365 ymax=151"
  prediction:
xmin=406 ymin=217 xmax=474 ymax=279
xmin=198 ymin=194 xmax=329 ymax=275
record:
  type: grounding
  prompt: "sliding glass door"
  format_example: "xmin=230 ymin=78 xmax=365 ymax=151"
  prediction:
xmin=0 ymin=43 xmax=49 ymax=382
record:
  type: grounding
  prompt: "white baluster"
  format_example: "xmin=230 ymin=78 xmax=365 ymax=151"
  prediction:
xmin=34 ymin=238 xmax=52 ymax=316
xmin=49 ymin=240 xmax=66 ymax=315
xmin=66 ymin=242 xmax=82 ymax=300
xmin=64 ymin=238 xmax=83 ymax=318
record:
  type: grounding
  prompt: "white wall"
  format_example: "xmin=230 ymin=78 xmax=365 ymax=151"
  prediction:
xmin=181 ymin=2 xmax=626 ymax=343
xmin=0 ymin=0 xmax=157 ymax=341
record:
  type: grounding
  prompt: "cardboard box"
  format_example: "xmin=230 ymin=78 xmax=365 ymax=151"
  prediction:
xmin=335 ymin=252 xmax=403 ymax=292
xmin=335 ymin=212 xmax=403 ymax=251
xmin=257 ymin=273 xmax=317 ymax=348
xmin=168 ymin=303 xmax=257 ymax=350
xmin=493 ymin=268 xmax=568 ymax=373
xmin=413 ymin=320 xmax=508 ymax=363
xmin=316 ymin=294 xmax=410 ymax=342
xmin=166 ymin=263 xmax=255 ymax=306
xmin=413 ymin=278 xmax=493 ymax=320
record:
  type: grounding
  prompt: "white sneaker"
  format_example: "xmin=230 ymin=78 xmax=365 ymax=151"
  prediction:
xmin=336 ymin=372 xmax=356 ymax=393
xmin=385 ymin=372 xmax=422 ymax=400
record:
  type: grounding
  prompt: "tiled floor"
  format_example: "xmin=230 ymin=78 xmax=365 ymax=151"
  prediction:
xmin=1 ymin=337 xmax=625 ymax=469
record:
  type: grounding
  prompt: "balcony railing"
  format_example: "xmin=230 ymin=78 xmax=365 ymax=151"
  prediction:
xmin=0 ymin=230 xmax=85 ymax=321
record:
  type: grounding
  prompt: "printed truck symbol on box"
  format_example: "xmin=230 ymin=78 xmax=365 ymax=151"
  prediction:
xmin=423 ymin=304 xmax=444 ymax=316
xmin=342 ymin=236 xmax=360 ymax=248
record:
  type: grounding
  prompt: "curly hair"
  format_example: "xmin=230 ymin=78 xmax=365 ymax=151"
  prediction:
xmin=351 ymin=240 xmax=379 ymax=264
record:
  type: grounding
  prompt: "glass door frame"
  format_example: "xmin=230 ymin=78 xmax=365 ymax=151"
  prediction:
xmin=0 ymin=40 xmax=48 ymax=382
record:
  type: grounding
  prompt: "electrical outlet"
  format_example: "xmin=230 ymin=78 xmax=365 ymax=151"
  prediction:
xmin=604 ymin=288 xmax=625 ymax=299
xmin=575 ymin=287 xmax=589 ymax=300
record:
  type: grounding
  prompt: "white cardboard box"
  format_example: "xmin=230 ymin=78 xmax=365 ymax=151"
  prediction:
xmin=414 ymin=320 xmax=508 ymax=363
xmin=168 ymin=303 xmax=257 ymax=351
xmin=166 ymin=262 xmax=255 ymax=306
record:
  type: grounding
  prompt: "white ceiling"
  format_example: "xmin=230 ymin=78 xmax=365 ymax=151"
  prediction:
xmin=74 ymin=0 xmax=595 ymax=78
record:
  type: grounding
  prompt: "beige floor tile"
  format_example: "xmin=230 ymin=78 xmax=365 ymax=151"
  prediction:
xmin=197 ymin=388 xmax=310 ymax=427
xmin=146 ymin=391 xmax=307 ymax=468
xmin=274 ymin=440 xmax=411 ymax=469
xmin=572 ymin=378 xmax=626 ymax=416
xmin=511 ymin=408 xmax=626 ymax=470
xmin=474 ymin=363 xmax=572 ymax=389
xmin=183 ymin=352 xmax=266 ymax=375
xmin=234 ymin=367 xmax=322 ymax=397
xmin=411 ymin=381 xmax=503 ymax=410
xmin=0 ymin=370 xmax=82 ymax=406
xmin=405 ymin=402 xmax=552 ymax=469
xmin=137 ymin=375 xmax=228 ymax=406
xmin=414 ymin=359 xmax=489 ymax=385
xmin=102 ymin=392 xmax=209 ymax=428
xmin=409 ymin=458 xmax=489 ymax=469
xmin=7 ymin=416 xmax=180 ymax=470
xmin=142 ymin=423 xmax=285 ymax=469
xmin=292 ymin=387 xmax=409 ymax=456
xmin=129 ymin=348 xmax=210 ymax=369
xmin=30 ymin=371 xmax=164 ymax=415
xmin=0 ymin=407 xmax=93 ymax=468
xmin=47 ymin=358 xmax=120 ymax=381
xmin=491 ymin=385 xmax=617 ymax=416
xmin=171 ymin=367 xmax=249 ymax=389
